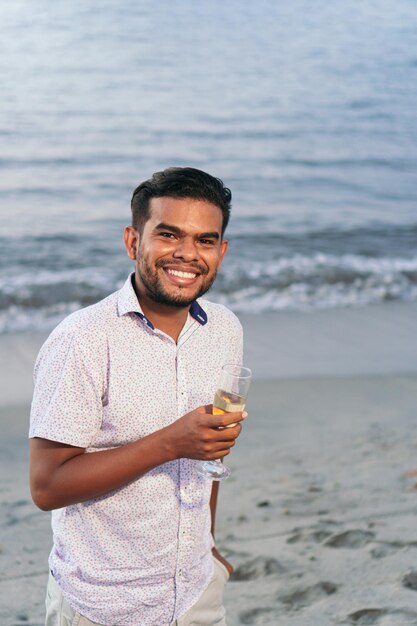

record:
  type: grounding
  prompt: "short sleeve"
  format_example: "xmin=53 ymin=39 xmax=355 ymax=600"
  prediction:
xmin=29 ymin=327 xmax=105 ymax=448
xmin=227 ymin=316 xmax=244 ymax=367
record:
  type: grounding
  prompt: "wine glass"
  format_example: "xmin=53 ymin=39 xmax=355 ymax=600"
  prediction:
xmin=197 ymin=364 xmax=252 ymax=481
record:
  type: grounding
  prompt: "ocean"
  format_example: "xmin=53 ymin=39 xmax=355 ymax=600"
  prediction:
xmin=1 ymin=0 xmax=417 ymax=333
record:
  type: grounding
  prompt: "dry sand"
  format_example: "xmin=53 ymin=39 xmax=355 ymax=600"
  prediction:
xmin=1 ymin=302 xmax=417 ymax=625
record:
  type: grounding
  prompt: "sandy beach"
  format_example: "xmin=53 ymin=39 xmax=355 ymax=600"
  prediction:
xmin=1 ymin=302 xmax=417 ymax=625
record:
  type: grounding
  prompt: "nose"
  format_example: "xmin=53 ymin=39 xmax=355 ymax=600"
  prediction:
xmin=172 ymin=237 xmax=199 ymax=262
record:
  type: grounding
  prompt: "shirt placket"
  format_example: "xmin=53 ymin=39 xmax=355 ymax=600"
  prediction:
xmin=150 ymin=332 xmax=185 ymax=625
xmin=174 ymin=343 xmax=195 ymax=601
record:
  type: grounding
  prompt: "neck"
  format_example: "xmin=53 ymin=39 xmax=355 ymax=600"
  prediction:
xmin=132 ymin=273 xmax=190 ymax=342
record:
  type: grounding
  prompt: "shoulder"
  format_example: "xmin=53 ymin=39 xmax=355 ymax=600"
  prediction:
xmin=38 ymin=291 xmax=118 ymax=360
xmin=199 ymin=299 xmax=242 ymax=334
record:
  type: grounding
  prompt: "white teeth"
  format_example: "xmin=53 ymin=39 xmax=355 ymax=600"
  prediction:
xmin=166 ymin=268 xmax=197 ymax=279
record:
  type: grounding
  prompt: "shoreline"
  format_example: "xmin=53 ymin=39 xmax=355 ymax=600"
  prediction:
xmin=1 ymin=300 xmax=417 ymax=408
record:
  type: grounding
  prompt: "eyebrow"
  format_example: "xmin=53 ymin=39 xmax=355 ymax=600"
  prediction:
xmin=154 ymin=222 xmax=220 ymax=240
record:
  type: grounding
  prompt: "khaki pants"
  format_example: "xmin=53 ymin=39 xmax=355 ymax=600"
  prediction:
xmin=45 ymin=558 xmax=229 ymax=626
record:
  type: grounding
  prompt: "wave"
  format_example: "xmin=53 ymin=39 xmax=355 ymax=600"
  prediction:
xmin=211 ymin=250 xmax=417 ymax=310
xmin=0 ymin=251 xmax=416 ymax=332
xmin=0 ymin=222 xmax=416 ymax=332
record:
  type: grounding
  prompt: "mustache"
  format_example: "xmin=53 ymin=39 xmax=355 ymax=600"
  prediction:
xmin=155 ymin=260 xmax=208 ymax=275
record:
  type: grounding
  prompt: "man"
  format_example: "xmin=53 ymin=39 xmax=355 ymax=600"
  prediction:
xmin=29 ymin=167 xmax=246 ymax=626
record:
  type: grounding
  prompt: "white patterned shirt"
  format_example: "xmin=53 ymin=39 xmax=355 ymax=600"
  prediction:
xmin=29 ymin=274 xmax=243 ymax=626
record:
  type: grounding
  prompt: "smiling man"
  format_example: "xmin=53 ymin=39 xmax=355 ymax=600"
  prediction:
xmin=29 ymin=167 xmax=245 ymax=626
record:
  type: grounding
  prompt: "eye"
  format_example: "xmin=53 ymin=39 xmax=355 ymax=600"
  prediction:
xmin=199 ymin=238 xmax=215 ymax=246
xmin=160 ymin=232 xmax=176 ymax=239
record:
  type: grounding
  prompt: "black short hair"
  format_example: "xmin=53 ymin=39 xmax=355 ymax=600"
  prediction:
xmin=131 ymin=167 xmax=232 ymax=236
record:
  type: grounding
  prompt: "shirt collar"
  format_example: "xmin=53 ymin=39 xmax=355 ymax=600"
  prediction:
xmin=189 ymin=300 xmax=208 ymax=326
xmin=117 ymin=273 xmax=208 ymax=328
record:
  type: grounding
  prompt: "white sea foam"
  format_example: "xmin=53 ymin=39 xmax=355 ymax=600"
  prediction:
xmin=1 ymin=250 xmax=416 ymax=333
xmin=220 ymin=253 xmax=417 ymax=283
xmin=0 ymin=303 xmax=82 ymax=335
xmin=0 ymin=267 xmax=119 ymax=292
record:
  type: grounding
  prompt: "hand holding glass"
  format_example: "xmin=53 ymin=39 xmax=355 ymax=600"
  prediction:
xmin=197 ymin=364 xmax=252 ymax=481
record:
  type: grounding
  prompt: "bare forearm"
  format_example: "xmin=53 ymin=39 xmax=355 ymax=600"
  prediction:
xmin=31 ymin=405 xmax=245 ymax=511
xmin=210 ymin=481 xmax=219 ymax=538
xmin=31 ymin=428 xmax=175 ymax=511
xmin=209 ymin=483 xmax=234 ymax=575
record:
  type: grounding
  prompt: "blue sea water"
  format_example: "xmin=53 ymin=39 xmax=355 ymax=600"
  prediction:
xmin=0 ymin=0 xmax=417 ymax=332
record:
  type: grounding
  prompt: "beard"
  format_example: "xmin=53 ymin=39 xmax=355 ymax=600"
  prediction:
xmin=136 ymin=256 xmax=218 ymax=308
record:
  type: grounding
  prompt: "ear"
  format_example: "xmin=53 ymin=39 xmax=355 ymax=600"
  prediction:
xmin=217 ymin=239 xmax=228 ymax=269
xmin=123 ymin=226 xmax=140 ymax=261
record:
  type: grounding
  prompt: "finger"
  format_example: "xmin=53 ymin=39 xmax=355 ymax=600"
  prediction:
xmin=213 ymin=424 xmax=242 ymax=441
xmin=202 ymin=436 xmax=237 ymax=453
xmin=211 ymin=411 xmax=244 ymax=428
xmin=205 ymin=443 xmax=238 ymax=462
xmin=213 ymin=437 xmax=237 ymax=449
xmin=206 ymin=448 xmax=231 ymax=459
xmin=220 ymin=413 xmax=246 ymax=429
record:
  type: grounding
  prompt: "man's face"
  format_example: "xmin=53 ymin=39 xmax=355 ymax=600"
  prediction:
xmin=124 ymin=196 xmax=228 ymax=308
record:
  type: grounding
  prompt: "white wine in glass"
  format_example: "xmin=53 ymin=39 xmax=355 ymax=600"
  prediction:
xmin=197 ymin=364 xmax=252 ymax=481
xmin=213 ymin=390 xmax=246 ymax=414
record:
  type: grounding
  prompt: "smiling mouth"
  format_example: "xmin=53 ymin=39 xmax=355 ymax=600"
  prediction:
xmin=162 ymin=266 xmax=201 ymax=286
xmin=165 ymin=268 xmax=199 ymax=279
